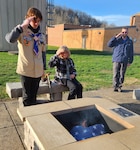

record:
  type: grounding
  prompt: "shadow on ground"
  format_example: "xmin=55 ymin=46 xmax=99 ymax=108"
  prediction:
xmin=121 ymin=89 xmax=133 ymax=93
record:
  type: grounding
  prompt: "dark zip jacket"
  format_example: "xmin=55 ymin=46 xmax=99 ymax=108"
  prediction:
xmin=107 ymin=36 xmax=134 ymax=64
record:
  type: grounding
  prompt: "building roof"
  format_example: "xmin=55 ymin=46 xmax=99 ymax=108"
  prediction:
xmin=133 ymin=13 xmax=140 ymax=16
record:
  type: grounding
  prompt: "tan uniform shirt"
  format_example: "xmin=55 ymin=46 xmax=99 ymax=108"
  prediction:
xmin=16 ymin=28 xmax=46 ymax=78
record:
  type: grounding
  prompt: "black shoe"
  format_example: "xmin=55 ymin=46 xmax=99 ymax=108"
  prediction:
xmin=113 ymin=87 xmax=118 ymax=92
xmin=23 ymin=101 xmax=31 ymax=106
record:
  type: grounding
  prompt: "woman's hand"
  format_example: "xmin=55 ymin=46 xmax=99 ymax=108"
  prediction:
xmin=70 ymin=74 xmax=75 ymax=79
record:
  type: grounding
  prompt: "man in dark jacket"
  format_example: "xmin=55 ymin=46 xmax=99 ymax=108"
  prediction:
xmin=107 ymin=27 xmax=134 ymax=92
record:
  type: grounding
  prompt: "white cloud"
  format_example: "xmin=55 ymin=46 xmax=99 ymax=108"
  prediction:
xmin=93 ymin=15 xmax=130 ymax=26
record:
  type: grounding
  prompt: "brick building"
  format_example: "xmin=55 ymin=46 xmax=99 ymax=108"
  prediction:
xmin=47 ymin=13 xmax=140 ymax=54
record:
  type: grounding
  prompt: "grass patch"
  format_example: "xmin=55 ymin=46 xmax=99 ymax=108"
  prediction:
xmin=0 ymin=47 xmax=140 ymax=100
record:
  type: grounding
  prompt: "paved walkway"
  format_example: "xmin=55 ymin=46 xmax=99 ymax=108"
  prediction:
xmin=0 ymin=85 xmax=140 ymax=150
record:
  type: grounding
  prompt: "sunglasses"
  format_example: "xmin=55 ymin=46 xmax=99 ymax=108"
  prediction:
xmin=122 ymin=32 xmax=127 ymax=33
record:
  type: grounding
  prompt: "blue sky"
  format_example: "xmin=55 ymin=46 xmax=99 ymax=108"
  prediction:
xmin=54 ymin=0 xmax=140 ymax=26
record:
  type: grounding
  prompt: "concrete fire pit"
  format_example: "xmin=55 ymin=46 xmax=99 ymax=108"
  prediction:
xmin=17 ymin=97 xmax=140 ymax=150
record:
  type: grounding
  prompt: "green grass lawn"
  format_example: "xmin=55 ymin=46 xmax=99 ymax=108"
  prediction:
xmin=0 ymin=46 xmax=140 ymax=100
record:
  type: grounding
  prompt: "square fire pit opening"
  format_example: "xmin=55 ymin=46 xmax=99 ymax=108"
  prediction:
xmin=53 ymin=105 xmax=132 ymax=140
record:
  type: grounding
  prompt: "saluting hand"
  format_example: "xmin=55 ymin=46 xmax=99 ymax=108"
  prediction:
xmin=21 ymin=16 xmax=35 ymax=29
xmin=115 ymin=32 xmax=122 ymax=38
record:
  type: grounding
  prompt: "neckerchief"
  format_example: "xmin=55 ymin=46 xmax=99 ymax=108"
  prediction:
xmin=30 ymin=33 xmax=41 ymax=55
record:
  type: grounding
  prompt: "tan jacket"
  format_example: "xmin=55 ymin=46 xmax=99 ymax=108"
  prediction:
xmin=16 ymin=28 xmax=46 ymax=78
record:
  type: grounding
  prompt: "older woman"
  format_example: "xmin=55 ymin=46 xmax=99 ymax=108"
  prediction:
xmin=48 ymin=45 xmax=83 ymax=100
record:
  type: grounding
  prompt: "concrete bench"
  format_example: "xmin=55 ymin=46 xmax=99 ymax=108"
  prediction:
xmin=133 ymin=89 xmax=140 ymax=100
xmin=6 ymin=81 xmax=68 ymax=101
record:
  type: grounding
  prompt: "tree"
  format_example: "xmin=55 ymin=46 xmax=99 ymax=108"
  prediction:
xmin=50 ymin=5 xmax=114 ymax=28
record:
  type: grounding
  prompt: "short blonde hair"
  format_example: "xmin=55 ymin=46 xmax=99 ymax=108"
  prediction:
xmin=56 ymin=45 xmax=71 ymax=58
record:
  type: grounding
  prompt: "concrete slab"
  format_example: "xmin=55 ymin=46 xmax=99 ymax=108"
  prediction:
xmin=64 ymin=97 xmax=123 ymax=110
xmin=17 ymin=101 xmax=72 ymax=122
xmin=110 ymin=128 xmax=140 ymax=150
xmin=1 ymin=85 xmax=140 ymax=150
xmin=55 ymin=134 xmax=130 ymax=150
xmin=0 ymin=102 xmax=25 ymax=150
xmin=81 ymin=86 xmax=140 ymax=115
xmin=0 ymin=103 xmax=13 ymax=128
xmin=89 ymin=88 xmax=137 ymax=104
xmin=4 ymin=101 xmax=23 ymax=125
xmin=0 ymin=127 xmax=25 ymax=150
